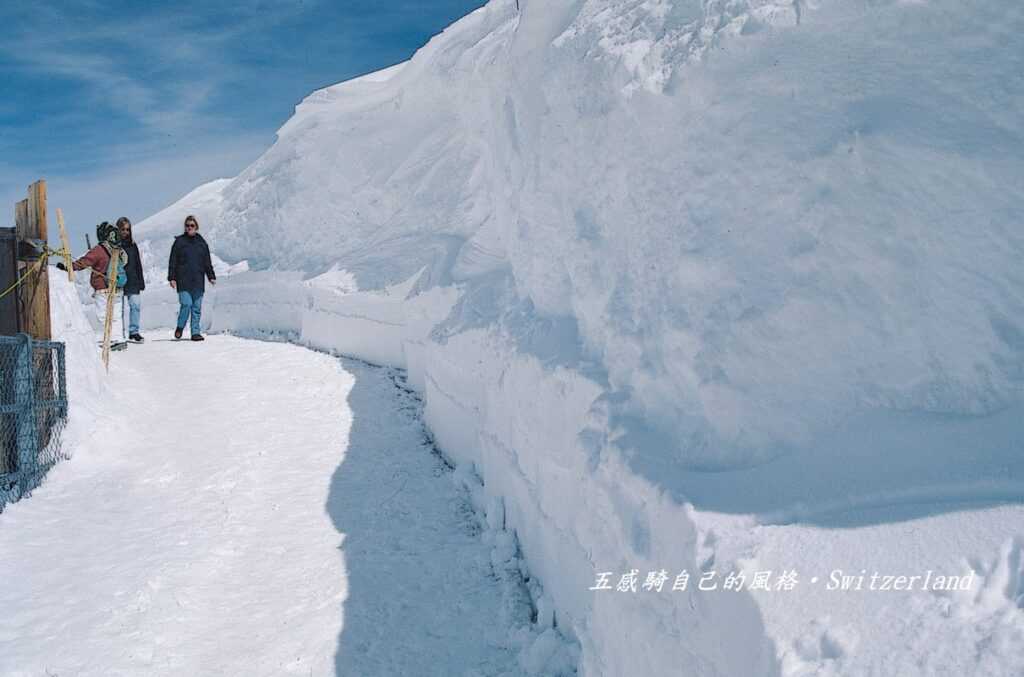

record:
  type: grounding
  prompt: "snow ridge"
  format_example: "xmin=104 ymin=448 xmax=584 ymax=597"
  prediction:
xmin=554 ymin=0 xmax=801 ymax=94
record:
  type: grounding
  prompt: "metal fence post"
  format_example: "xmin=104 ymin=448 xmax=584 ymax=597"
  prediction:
xmin=56 ymin=342 xmax=67 ymax=418
xmin=14 ymin=332 xmax=38 ymax=494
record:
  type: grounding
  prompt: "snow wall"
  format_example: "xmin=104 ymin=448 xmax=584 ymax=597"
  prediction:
xmin=34 ymin=273 xmax=109 ymax=494
xmin=134 ymin=1 xmax=1024 ymax=674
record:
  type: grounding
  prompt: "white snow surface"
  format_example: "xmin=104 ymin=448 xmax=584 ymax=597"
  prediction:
xmin=1 ymin=330 xmax=569 ymax=675
xmin=48 ymin=273 xmax=107 ymax=435
xmin=113 ymin=0 xmax=1024 ymax=674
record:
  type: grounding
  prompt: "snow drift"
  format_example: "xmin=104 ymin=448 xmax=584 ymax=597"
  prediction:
xmin=135 ymin=0 xmax=1024 ymax=674
xmin=42 ymin=275 xmax=106 ymax=463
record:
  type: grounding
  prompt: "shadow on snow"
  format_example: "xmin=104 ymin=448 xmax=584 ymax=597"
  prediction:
xmin=325 ymin=358 xmax=525 ymax=676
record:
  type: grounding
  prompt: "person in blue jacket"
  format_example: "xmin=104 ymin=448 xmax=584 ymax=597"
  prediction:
xmin=167 ymin=214 xmax=216 ymax=341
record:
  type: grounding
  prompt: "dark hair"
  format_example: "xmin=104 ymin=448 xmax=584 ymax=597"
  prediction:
xmin=116 ymin=216 xmax=131 ymax=228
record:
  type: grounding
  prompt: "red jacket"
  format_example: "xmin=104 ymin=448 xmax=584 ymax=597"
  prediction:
xmin=73 ymin=244 xmax=114 ymax=291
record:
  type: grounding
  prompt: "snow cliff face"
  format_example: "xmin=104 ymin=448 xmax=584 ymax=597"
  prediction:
xmin=140 ymin=0 xmax=1024 ymax=470
xmin=135 ymin=0 xmax=1024 ymax=673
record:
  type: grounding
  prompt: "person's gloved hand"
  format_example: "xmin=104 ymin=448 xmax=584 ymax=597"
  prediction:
xmin=56 ymin=262 xmax=67 ymax=272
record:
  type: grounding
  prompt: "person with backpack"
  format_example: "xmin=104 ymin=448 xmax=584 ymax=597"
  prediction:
xmin=116 ymin=217 xmax=146 ymax=343
xmin=59 ymin=221 xmax=128 ymax=345
xmin=167 ymin=214 xmax=216 ymax=341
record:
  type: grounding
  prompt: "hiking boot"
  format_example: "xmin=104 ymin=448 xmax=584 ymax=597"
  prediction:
xmin=174 ymin=327 xmax=183 ymax=339
xmin=191 ymin=334 xmax=205 ymax=341
xmin=129 ymin=333 xmax=144 ymax=343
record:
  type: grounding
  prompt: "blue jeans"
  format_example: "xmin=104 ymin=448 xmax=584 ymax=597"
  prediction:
xmin=125 ymin=294 xmax=142 ymax=335
xmin=176 ymin=290 xmax=204 ymax=335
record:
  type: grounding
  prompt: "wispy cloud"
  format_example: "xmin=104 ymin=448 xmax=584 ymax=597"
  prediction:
xmin=0 ymin=2 xmax=311 ymax=139
xmin=0 ymin=0 xmax=485 ymax=249
xmin=0 ymin=132 xmax=269 ymax=248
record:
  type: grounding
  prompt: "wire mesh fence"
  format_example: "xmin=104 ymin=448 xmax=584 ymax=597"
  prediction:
xmin=0 ymin=333 xmax=68 ymax=511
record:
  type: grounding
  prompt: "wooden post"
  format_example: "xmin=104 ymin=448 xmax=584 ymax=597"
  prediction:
xmin=13 ymin=181 xmax=54 ymax=454
xmin=15 ymin=201 xmax=28 ymax=237
xmin=14 ymin=180 xmax=51 ymax=341
xmin=100 ymin=247 xmax=121 ymax=370
xmin=14 ymin=199 xmax=29 ymax=337
xmin=56 ymin=209 xmax=73 ymax=282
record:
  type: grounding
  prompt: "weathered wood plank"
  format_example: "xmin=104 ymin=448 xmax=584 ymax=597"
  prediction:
xmin=56 ymin=209 xmax=73 ymax=282
xmin=14 ymin=200 xmax=28 ymax=239
xmin=101 ymin=247 xmax=121 ymax=370
xmin=27 ymin=180 xmax=47 ymax=241
xmin=18 ymin=181 xmax=51 ymax=340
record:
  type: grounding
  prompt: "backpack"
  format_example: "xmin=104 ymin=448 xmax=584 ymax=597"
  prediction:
xmin=99 ymin=241 xmax=128 ymax=289
xmin=114 ymin=251 xmax=127 ymax=289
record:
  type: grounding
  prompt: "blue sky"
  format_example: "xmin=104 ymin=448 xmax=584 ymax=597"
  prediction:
xmin=0 ymin=0 xmax=485 ymax=249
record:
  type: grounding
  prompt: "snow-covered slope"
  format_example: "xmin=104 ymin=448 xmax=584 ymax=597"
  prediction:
xmin=135 ymin=0 xmax=1024 ymax=674
xmin=49 ymin=273 xmax=107 ymax=457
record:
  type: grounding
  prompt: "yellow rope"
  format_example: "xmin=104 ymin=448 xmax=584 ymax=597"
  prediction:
xmin=0 ymin=244 xmax=94 ymax=301
xmin=0 ymin=257 xmax=46 ymax=300
xmin=43 ymin=244 xmax=70 ymax=259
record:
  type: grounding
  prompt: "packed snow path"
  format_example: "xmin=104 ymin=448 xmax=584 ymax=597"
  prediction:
xmin=0 ymin=334 xmax=528 ymax=676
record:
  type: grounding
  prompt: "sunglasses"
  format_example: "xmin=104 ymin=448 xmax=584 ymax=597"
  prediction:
xmin=185 ymin=223 xmax=198 ymax=229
